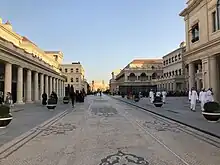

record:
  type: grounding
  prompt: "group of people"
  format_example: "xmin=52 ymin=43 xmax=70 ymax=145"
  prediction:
xmin=42 ymin=91 xmax=58 ymax=105
xmin=70 ymin=90 xmax=85 ymax=107
xmin=0 ymin=92 xmax=13 ymax=107
xmin=149 ymin=89 xmax=167 ymax=104
xmin=189 ymin=87 xmax=214 ymax=111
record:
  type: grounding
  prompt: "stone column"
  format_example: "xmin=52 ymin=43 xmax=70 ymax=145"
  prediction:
xmin=26 ymin=69 xmax=32 ymax=102
xmin=16 ymin=66 xmax=24 ymax=104
xmin=40 ymin=74 xmax=44 ymax=101
xmin=56 ymin=79 xmax=59 ymax=97
xmin=45 ymin=75 xmax=49 ymax=96
xmin=209 ymin=56 xmax=218 ymax=101
xmin=4 ymin=62 xmax=12 ymax=100
xmin=188 ymin=62 xmax=195 ymax=90
xmin=49 ymin=76 xmax=52 ymax=95
xmin=53 ymin=77 xmax=56 ymax=92
xmin=59 ymin=80 xmax=62 ymax=97
xmin=34 ymin=72 xmax=39 ymax=101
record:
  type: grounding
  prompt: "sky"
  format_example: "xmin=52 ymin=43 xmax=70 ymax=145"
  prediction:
xmin=0 ymin=0 xmax=186 ymax=83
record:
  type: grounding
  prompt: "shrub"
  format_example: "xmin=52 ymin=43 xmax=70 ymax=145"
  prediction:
xmin=204 ymin=102 xmax=220 ymax=113
xmin=0 ymin=105 xmax=11 ymax=118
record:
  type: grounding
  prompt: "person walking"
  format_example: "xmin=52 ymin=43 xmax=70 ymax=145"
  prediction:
xmin=205 ymin=88 xmax=214 ymax=102
xmin=149 ymin=89 xmax=154 ymax=103
xmin=162 ymin=90 xmax=167 ymax=104
xmin=70 ymin=86 xmax=75 ymax=108
xmin=190 ymin=87 xmax=198 ymax=111
xmin=199 ymin=89 xmax=206 ymax=111
xmin=42 ymin=92 xmax=47 ymax=105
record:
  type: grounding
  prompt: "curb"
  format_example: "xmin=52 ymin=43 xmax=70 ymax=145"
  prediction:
xmin=0 ymin=108 xmax=70 ymax=159
xmin=111 ymin=96 xmax=220 ymax=139
xmin=11 ymin=108 xmax=25 ymax=112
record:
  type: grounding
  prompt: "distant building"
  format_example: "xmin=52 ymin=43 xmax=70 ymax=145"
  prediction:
xmin=109 ymin=69 xmax=121 ymax=94
xmin=152 ymin=42 xmax=186 ymax=91
xmin=90 ymin=80 xmax=108 ymax=92
xmin=113 ymin=59 xmax=163 ymax=94
xmin=60 ymin=62 xmax=87 ymax=95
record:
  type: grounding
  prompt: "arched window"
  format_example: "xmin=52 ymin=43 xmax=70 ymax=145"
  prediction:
xmin=217 ymin=0 xmax=220 ymax=29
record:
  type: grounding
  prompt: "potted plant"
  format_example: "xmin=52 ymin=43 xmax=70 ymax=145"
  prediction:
xmin=153 ymin=96 xmax=163 ymax=107
xmin=63 ymin=96 xmax=69 ymax=104
xmin=134 ymin=94 xmax=140 ymax=102
xmin=0 ymin=105 xmax=13 ymax=128
xmin=47 ymin=97 xmax=57 ymax=110
xmin=202 ymin=102 xmax=220 ymax=122
xmin=121 ymin=93 xmax=125 ymax=98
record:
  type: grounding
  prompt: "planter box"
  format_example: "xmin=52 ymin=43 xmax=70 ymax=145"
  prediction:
xmin=47 ymin=105 xmax=56 ymax=110
xmin=154 ymin=102 xmax=163 ymax=107
xmin=134 ymin=98 xmax=139 ymax=102
xmin=202 ymin=112 xmax=220 ymax=123
xmin=0 ymin=117 xmax=13 ymax=128
xmin=63 ymin=100 xmax=69 ymax=104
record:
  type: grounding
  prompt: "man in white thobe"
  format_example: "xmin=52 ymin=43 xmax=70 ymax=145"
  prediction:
xmin=199 ymin=89 xmax=206 ymax=111
xmin=149 ymin=89 xmax=154 ymax=103
xmin=190 ymin=87 xmax=198 ymax=111
xmin=206 ymin=88 xmax=214 ymax=102
xmin=161 ymin=90 xmax=167 ymax=104
xmin=188 ymin=89 xmax=192 ymax=102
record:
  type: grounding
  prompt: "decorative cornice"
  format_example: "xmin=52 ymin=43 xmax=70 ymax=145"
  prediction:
xmin=179 ymin=0 xmax=203 ymax=17
xmin=0 ymin=39 xmax=64 ymax=80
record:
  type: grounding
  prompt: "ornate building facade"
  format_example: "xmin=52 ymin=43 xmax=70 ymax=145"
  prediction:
xmin=180 ymin=0 xmax=220 ymax=101
xmin=152 ymin=42 xmax=186 ymax=92
xmin=112 ymin=59 xmax=163 ymax=94
xmin=60 ymin=62 xmax=86 ymax=94
xmin=0 ymin=18 xmax=66 ymax=103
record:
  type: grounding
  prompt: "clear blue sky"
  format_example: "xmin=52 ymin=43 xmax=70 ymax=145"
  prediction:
xmin=0 ymin=0 xmax=186 ymax=83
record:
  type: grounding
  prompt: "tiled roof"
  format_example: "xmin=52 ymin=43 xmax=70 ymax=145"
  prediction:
xmin=131 ymin=59 xmax=162 ymax=64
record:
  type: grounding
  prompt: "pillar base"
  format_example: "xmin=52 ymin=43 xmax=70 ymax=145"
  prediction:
xmin=26 ymin=100 xmax=34 ymax=103
xmin=14 ymin=101 xmax=25 ymax=105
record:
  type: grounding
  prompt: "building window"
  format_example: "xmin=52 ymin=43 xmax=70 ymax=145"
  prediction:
xmin=175 ymin=70 xmax=178 ymax=75
xmin=212 ymin=11 xmax=217 ymax=32
xmin=71 ymin=68 xmax=73 ymax=73
xmin=163 ymin=61 xmax=166 ymax=65
xmin=65 ymin=78 xmax=67 ymax=82
xmin=76 ymin=68 xmax=79 ymax=73
xmin=71 ymin=78 xmax=73 ymax=82
xmin=178 ymin=53 xmax=181 ymax=59
xmin=65 ymin=68 xmax=67 ymax=73
xmin=217 ymin=0 xmax=220 ymax=29
xmin=166 ymin=60 xmax=168 ymax=65
xmin=191 ymin=23 xmax=199 ymax=43
xmin=169 ymin=58 xmax=171 ymax=63
xmin=175 ymin=55 xmax=177 ymax=61
xmin=179 ymin=69 xmax=182 ymax=75
xmin=172 ymin=57 xmax=174 ymax=62
xmin=76 ymin=78 xmax=79 ymax=82
xmin=172 ymin=71 xmax=174 ymax=76
xmin=59 ymin=68 xmax=62 ymax=72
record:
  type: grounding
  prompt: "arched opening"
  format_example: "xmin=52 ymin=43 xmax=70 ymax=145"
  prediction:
xmin=152 ymin=72 xmax=157 ymax=79
xmin=140 ymin=73 xmax=147 ymax=81
xmin=128 ymin=73 xmax=136 ymax=81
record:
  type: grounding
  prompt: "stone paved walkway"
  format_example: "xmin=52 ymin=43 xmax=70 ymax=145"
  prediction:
xmin=0 ymin=95 xmax=219 ymax=165
xmin=0 ymin=102 xmax=71 ymax=147
xmin=114 ymin=96 xmax=220 ymax=138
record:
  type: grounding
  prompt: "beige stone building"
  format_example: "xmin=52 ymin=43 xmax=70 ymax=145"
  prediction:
xmin=109 ymin=69 xmax=121 ymax=94
xmin=90 ymin=80 xmax=108 ymax=92
xmin=113 ymin=59 xmax=163 ymax=94
xmin=61 ymin=62 xmax=86 ymax=94
xmin=180 ymin=0 xmax=220 ymax=101
xmin=0 ymin=18 xmax=66 ymax=103
xmin=152 ymin=42 xmax=186 ymax=91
